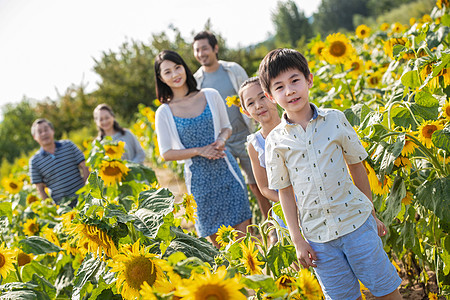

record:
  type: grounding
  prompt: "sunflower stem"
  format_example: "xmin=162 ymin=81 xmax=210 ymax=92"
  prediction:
xmin=14 ymin=264 xmax=22 ymax=282
xmin=340 ymin=64 xmax=356 ymax=104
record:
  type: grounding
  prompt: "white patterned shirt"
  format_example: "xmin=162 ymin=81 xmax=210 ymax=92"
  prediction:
xmin=265 ymin=104 xmax=373 ymax=243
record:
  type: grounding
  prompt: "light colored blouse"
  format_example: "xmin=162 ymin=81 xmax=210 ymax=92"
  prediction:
xmin=155 ymin=88 xmax=243 ymax=193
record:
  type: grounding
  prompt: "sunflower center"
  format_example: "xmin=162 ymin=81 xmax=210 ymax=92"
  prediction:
xmin=446 ymin=106 xmax=450 ymax=116
xmin=29 ymin=223 xmax=39 ymax=234
xmin=199 ymin=285 xmax=227 ymax=300
xmin=329 ymin=41 xmax=347 ymax=57
xmin=246 ymin=254 xmax=256 ymax=271
xmin=360 ymin=29 xmax=366 ymax=35
xmin=0 ymin=253 xmax=5 ymax=268
xmin=423 ymin=125 xmax=437 ymax=138
xmin=103 ymin=166 xmax=122 ymax=176
xmin=351 ymin=62 xmax=361 ymax=71
xmin=17 ymin=252 xmax=31 ymax=267
xmin=105 ymin=148 xmax=118 ymax=156
xmin=9 ymin=182 xmax=18 ymax=189
xmin=369 ymin=76 xmax=380 ymax=85
xmin=125 ymin=256 xmax=157 ymax=291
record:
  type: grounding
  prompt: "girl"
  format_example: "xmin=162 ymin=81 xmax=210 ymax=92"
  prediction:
xmin=93 ymin=103 xmax=146 ymax=164
xmin=154 ymin=50 xmax=252 ymax=247
xmin=239 ymin=77 xmax=287 ymax=240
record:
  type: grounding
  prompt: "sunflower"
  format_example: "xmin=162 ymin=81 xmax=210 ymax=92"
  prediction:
xmin=23 ymin=218 xmax=40 ymax=236
xmin=402 ymin=191 xmax=413 ymax=205
xmin=355 ymin=24 xmax=371 ymax=39
xmin=420 ymin=63 xmax=441 ymax=89
xmin=429 ymin=292 xmax=438 ymax=300
xmin=176 ymin=266 xmax=246 ymax=300
xmin=394 ymin=156 xmax=412 ymax=171
xmin=311 ymin=41 xmax=326 ymax=58
xmin=18 ymin=158 xmax=28 ymax=168
xmin=345 ymin=56 xmax=365 ymax=78
xmin=391 ymin=22 xmax=405 ymax=33
xmin=367 ymin=72 xmax=382 ymax=88
xmin=401 ymin=136 xmax=418 ymax=156
xmin=226 ymin=95 xmax=241 ymax=108
xmin=98 ymin=160 xmax=130 ymax=186
xmin=322 ymin=33 xmax=354 ymax=64
xmin=417 ymin=120 xmax=444 ymax=148
xmin=216 ymin=225 xmax=238 ymax=247
xmin=437 ymin=0 xmax=450 ymax=9
xmin=0 ymin=243 xmax=16 ymax=278
xmin=383 ymin=37 xmax=408 ymax=59
xmin=380 ymin=23 xmax=390 ymax=31
xmin=42 ymin=227 xmax=61 ymax=248
xmin=61 ymin=242 xmax=79 ymax=256
xmin=104 ymin=141 xmax=126 ymax=160
xmin=409 ymin=17 xmax=417 ymax=26
xmin=18 ymin=174 xmax=29 ymax=182
xmin=60 ymin=211 xmax=77 ymax=232
xmin=26 ymin=194 xmax=39 ymax=205
xmin=421 ymin=14 xmax=432 ymax=23
xmin=240 ymin=240 xmax=264 ymax=275
xmin=109 ymin=240 xmax=167 ymax=300
xmin=182 ymin=193 xmax=197 ymax=224
xmin=17 ymin=250 xmax=33 ymax=267
xmin=276 ymin=274 xmax=301 ymax=298
xmin=67 ymin=223 xmax=118 ymax=258
xmin=360 ymin=281 xmax=368 ymax=300
xmin=297 ymin=268 xmax=323 ymax=300
xmin=1 ymin=177 xmax=23 ymax=194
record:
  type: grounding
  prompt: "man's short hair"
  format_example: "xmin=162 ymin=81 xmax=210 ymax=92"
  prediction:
xmin=238 ymin=77 xmax=261 ymax=110
xmin=193 ymin=30 xmax=218 ymax=49
xmin=31 ymin=118 xmax=54 ymax=136
xmin=258 ymin=48 xmax=311 ymax=96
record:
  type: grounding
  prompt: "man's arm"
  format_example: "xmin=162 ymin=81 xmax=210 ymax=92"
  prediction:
xmin=35 ymin=183 xmax=49 ymax=200
xmin=347 ymin=161 xmax=387 ymax=237
xmin=79 ymin=161 xmax=90 ymax=182
xmin=279 ymin=185 xmax=317 ymax=268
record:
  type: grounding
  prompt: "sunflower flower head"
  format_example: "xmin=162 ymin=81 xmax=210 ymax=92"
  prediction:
xmin=104 ymin=141 xmax=126 ymax=160
xmin=402 ymin=191 xmax=413 ymax=205
xmin=1 ymin=177 xmax=23 ymax=194
xmin=311 ymin=40 xmax=326 ymax=59
xmin=391 ymin=22 xmax=406 ymax=34
xmin=26 ymin=194 xmax=39 ymax=205
xmin=401 ymin=136 xmax=418 ymax=156
xmin=98 ymin=160 xmax=130 ymax=186
xmin=176 ymin=265 xmax=246 ymax=300
xmin=240 ymin=240 xmax=264 ymax=275
xmin=226 ymin=95 xmax=241 ymax=108
xmin=345 ymin=56 xmax=365 ymax=78
xmin=322 ymin=33 xmax=354 ymax=64
xmin=0 ymin=243 xmax=16 ymax=278
xmin=383 ymin=37 xmax=408 ymax=59
xmin=42 ymin=227 xmax=61 ymax=248
xmin=109 ymin=240 xmax=167 ymax=300
xmin=417 ymin=120 xmax=444 ymax=148
xmin=23 ymin=218 xmax=40 ymax=236
xmin=17 ymin=250 xmax=33 ymax=267
xmin=367 ymin=71 xmax=382 ymax=88
xmin=437 ymin=0 xmax=450 ymax=9
xmin=276 ymin=274 xmax=299 ymax=296
xmin=68 ymin=223 xmax=118 ymax=258
xmin=296 ymin=268 xmax=323 ymax=300
xmin=182 ymin=193 xmax=197 ymax=224
xmin=216 ymin=225 xmax=238 ymax=247
xmin=380 ymin=23 xmax=390 ymax=31
xmin=355 ymin=24 xmax=371 ymax=39
xmin=394 ymin=156 xmax=412 ymax=171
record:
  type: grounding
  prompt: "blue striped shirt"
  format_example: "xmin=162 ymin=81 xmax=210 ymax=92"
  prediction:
xmin=29 ymin=140 xmax=85 ymax=202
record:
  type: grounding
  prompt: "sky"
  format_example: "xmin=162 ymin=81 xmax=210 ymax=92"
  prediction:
xmin=0 ymin=0 xmax=320 ymax=108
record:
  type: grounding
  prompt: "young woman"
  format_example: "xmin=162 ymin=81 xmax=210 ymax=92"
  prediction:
xmin=154 ymin=50 xmax=252 ymax=247
xmin=93 ymin=103 xmax=146 ymax=164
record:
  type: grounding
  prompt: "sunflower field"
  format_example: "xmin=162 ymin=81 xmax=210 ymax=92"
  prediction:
xmin=0 ymin=2 xmax=450 ymax=300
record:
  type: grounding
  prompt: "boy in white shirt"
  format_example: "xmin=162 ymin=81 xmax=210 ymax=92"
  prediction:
xmin=259 ymin=48 xmax=402 ymax=300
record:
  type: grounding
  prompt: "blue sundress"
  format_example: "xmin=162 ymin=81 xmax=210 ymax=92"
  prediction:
xmin=173 ymin=103 xmax=252 ymax=237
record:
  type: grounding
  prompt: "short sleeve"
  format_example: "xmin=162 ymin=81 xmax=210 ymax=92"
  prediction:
xmin=336 ymin=111 xmax=368 ymax=164
xmin=155 ymin=105 xmax=174 ymax=155
xmin=265 ymin=132 xmax=291 ymax=190
xmin=29 ymin=157 xmax=42 ymax=184
xmin=68 ymin=141 xmax=85 ymax=164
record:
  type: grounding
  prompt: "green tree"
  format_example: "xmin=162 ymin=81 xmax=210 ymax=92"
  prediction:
xmin=272 ymin=0 xmax=313 ymax=47
xmin=0 ymin=99 xmax=38 ymax=163
xmin=313 ymin=0 xmax=370 ymax=34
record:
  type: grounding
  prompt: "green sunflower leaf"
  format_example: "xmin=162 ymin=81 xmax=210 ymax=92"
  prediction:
xmin=432 ymin=126 xmax=450 ymax=153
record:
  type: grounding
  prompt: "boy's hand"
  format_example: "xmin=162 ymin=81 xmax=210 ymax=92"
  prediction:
xmin=374 ymin=216 xmax=387 ymax=237
xmin=295 ymin=239 xmax=317 ymax=268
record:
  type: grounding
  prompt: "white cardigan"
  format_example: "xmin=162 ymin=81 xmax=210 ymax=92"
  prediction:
xmin=155 ymin=88 xmax=244 ymax=193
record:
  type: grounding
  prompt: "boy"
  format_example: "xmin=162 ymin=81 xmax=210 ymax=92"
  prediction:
xmin=259 ymin=48 xmax=402 ymax=300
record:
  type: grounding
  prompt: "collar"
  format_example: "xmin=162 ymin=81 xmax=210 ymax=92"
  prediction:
xmin=282 ymin=103 xmax=325 ymax=125
xmin=39 ymin=141 xmax=62 ymax=157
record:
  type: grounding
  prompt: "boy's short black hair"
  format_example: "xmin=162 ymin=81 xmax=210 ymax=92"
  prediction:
xmin=238 ymin=77 xmax=260 ymax=110
xmin=258 ymin=48 xmax=311 ymax=96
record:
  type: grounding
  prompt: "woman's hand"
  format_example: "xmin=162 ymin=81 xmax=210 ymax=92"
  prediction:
xmin=374 ymin=216 xmax=387 ymax=237
xmin=197 ymin=144 xmax=225 ymax=159
xmin=212 ymin=139 xmax=226 ymax=152
xmin=295 ymin=239 xmax=317 ymax=268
